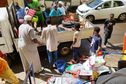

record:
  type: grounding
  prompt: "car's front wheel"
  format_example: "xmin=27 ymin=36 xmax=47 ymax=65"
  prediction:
xmin=118 ymin=13 xmax=126 ymax=21
xmin=86 ymin=15 xmax=95 ymax=22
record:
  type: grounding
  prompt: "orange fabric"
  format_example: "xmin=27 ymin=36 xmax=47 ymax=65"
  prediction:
xmin=0 ymin=57 xmax=7 ymax=75
xmin=97 ymin=50 xmax=103 ymax=56
xmin=123 ymin=33 xmax=126 ymax=51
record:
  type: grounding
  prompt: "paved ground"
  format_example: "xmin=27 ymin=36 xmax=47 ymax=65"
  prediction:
xmin=94 ymin=20 xmax=126 ymax=45
xmin=1 ymin=20 xmax=125 ymax=84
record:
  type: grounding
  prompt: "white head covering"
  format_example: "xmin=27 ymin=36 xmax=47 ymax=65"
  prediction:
xmin=25 ymin=7 xmax=29 ymax=11
xmin=24 ymin=15 xmax=32 ymax=21
xmin=58 ymin=1 xmax=64 ymax=5
xmin=25 ymin=7 xmax=29 ymax=14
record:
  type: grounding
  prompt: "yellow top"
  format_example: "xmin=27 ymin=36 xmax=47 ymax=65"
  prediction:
xmin=120 ymin=50 xmax=126 ymax=60
xmin=0 ymin=57 xmax=7 ymax=75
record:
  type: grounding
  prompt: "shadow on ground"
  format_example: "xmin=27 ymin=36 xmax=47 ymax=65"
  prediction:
xmin=107 ymin=42 xmax=122 ymax=50
xmin=93 ymin=19 xmax=126 ymax=24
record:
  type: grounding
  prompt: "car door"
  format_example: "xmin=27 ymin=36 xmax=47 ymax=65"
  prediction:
xmin=92 ymin=1 xmax=113 ymax=20
xmin=111 ymin=0 xmax=125 ymax=19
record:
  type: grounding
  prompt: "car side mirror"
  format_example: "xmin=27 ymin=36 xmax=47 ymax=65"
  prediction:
xmin=97 ymin=7 xmax=102 ymax=10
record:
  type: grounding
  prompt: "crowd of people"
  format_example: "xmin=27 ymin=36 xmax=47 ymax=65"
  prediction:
xmin=16 ymin=0 xmax=116 ymax=73
xmin=0 ymin=0 xmax=118 ymax=83
xmin=15 ymin=1 xmax=69 ymax=29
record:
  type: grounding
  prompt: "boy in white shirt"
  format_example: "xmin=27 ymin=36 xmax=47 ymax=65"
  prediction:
xmin=71 ymin=24 xmax=81 ymax=63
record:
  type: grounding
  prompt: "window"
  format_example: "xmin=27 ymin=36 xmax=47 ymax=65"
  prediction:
xmin=87 ymin=0 xmax=103 ymax=8
xmin=102 ymin=1 xmax=112 ymax=9
xmin=114 ymin=1 xmax=124 ymax=7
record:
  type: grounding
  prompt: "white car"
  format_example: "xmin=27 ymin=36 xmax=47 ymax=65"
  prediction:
xmin=77 ymin=0 xmax=126 ymax=21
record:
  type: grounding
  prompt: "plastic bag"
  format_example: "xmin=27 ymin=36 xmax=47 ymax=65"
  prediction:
xmin=54 ymin=60 xmax=66 ymax=73
xmin=47 ymin=77 xmax=83 ymax=84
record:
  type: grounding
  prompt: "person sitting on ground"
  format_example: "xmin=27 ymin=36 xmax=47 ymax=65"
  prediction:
xmin=0 ymin=50 xmax=19 ymax=84
xmin=71 ymin=23 xmax=81 ymax=63
xmin=90 ymin=26 xmax=102 ymax=56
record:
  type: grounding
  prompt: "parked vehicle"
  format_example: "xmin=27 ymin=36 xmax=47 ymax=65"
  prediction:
xmin=77 ymin=0 xmax=126 ymax=21
xmin=0 ymin=3 xmax=94 ymax=65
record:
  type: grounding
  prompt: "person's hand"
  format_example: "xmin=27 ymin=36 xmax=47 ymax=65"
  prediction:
xmin=109 ymin=23 xmax=112 ymax=25
xmin=38 ymin=42 xmax=43 ymax=46
xmin=70 ymin=45 xmax=73 ymax=49
xmin=58 ymin=24 xmax=63 ymax=28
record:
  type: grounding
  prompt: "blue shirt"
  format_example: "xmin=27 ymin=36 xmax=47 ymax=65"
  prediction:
xmin=16 ymin=8 xmax=25 ymax=19
xmin=90 ymin=35 xmax=102 ymax=53
xmin=49 ymin=8 xmax=62 ymax=17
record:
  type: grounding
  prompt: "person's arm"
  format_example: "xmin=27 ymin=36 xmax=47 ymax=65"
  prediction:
xmin=49 ymin=9 xmax=54 ymax=17
xmin=113 ymin=19 xmax=116 ymax=26
xmin=96 ymin=37 xmax=102 ymax=53
xmin=58 ymin=9 xmax=62 ymax=16
xmin=71 ymin=38 xmax=77 ymax=49
xmin=71 ymin=32 xmax=78 ymax=48
xmin=104 ymin=19 xmax=108 ymax=28
xmin=40 ymin=29 xmax=46 ymax=39
xmin=29 ymin=29 xmax=42 ymax=45
xmin=73 ymin=38 xmax=77 ymax=45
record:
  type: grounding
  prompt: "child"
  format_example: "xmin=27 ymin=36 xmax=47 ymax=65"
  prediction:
xmin=104 ymin=13 xmax=116 ymax=46
xmin=90 ymin=26 xmax=102 ymax=56
xmin=71 ymin=23 xmax=81 ymax=63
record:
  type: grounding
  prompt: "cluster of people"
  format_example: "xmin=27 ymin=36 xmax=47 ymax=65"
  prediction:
xmin=15 ymin=1 xmax=69 ymax=30
xmin=49 ymin=1 xmax=67 ymax=17
xmin=0 ymin=3 xmax=115 ymax=82
xmin=0 ymin=0 xmax=117 ymax=83
xmin=17 ymin=1 xmax=116 ymax=76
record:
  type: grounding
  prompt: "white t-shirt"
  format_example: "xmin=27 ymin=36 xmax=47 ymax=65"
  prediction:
xmin=72 ymin=31 xmax=81 ymax=47
xmin=41 ymin=25 xmax=58 ymax=52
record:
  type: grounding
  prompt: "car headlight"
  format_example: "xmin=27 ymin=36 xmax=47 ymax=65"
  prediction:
xmin=81 ymin=10 xmax=89 ymax=13
xmin=77 ymin=9 xmax=89 ymax=14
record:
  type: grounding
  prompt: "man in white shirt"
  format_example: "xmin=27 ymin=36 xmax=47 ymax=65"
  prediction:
xmin=41 ymin=19 xmax=58 ymax=68
xmin=71 ymin=24 xmax=81 ymax=63
xmin=18 ymin=15 xmax=42 ymax=73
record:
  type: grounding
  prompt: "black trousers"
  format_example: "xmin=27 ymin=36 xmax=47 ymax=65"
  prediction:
xmin=104 ymin=30 xmax=113 ymax=45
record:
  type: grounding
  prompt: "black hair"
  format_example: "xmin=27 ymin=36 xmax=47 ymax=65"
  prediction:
xmin=94 ymin=26 xmax=100 ymax=33
xmin=74 ymin=23 xmax=80 ymax=31
xmin=110 ymin=13 xmax=114 ymax=17
xmin=46 ymin=18 xmax=51 ymax=24
xmin=15 ymin=2 xmax=20 ymax=10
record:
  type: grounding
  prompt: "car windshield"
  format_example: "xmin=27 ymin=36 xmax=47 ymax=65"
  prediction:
xmin=87 ymin=0 xmax=103 ymax=8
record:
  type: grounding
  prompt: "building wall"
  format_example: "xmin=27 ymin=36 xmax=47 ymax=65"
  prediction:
xmin=7 ymin=0 xmax=24 ymax=7
xmin=0 ymin=0 xmax=8 ymax=7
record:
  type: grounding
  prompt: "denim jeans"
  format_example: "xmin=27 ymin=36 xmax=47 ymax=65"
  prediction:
xmin=72 ymin=47 xmax=81 ymax=62
xmin=47 ymin=51 xmax=58 ymax=65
